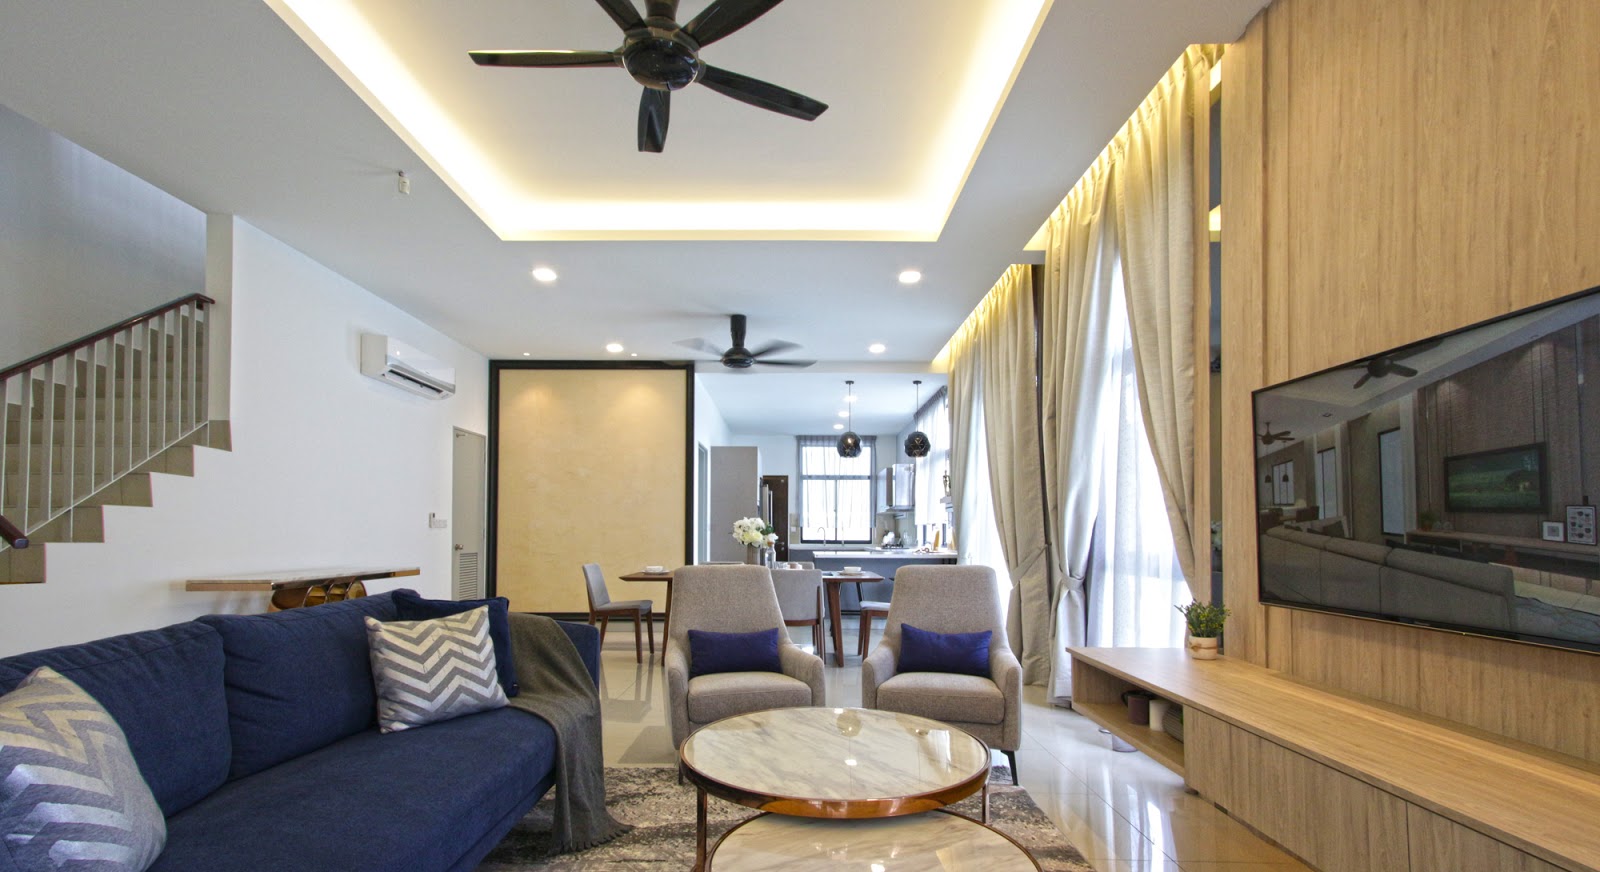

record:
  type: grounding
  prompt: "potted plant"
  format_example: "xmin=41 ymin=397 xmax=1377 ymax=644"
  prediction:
xmin=1177 ymin=602 xmax=1230 ymax=660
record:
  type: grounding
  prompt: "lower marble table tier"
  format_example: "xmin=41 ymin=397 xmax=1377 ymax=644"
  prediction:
xmin=184 ymin=566 xmax=420 ymax=610
xmin=708 ymin=811 xmax=1040 ymax=871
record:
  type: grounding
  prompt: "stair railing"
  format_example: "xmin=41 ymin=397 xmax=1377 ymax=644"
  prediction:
xmin=0 ymin=293 xmax=214 ymax=551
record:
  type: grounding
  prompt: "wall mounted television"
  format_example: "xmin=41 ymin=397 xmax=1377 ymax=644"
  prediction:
xmin=1252 ymin=285 xmax=1600 ymax=654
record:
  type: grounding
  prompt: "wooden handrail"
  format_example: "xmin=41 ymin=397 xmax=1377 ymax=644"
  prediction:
xmin=0 ymin=293 xmax=215 ymax=382
xmin=0 ymin=515 xmax=27 ymax=549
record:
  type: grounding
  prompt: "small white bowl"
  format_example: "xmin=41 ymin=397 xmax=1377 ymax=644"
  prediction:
xmin=843 ymin=566 xmax=862 ymax=574
xmin=644 ymin=565 xmax=665 ymax=574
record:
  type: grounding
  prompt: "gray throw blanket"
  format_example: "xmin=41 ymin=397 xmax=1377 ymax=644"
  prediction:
xmin=504 ymin=613 xmax=631 ymax=854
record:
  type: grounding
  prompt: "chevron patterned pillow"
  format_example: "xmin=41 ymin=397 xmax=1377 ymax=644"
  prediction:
xmin=0 ymin=666 xmax=166 ymax=872
xmin=365 ymin=606 xmax=509 ymax=733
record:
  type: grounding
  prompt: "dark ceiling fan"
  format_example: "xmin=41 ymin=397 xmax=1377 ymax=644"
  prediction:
xmin=469 ymin=0 xmax=828 ymax=152
xmin=676 ymin=314 xmax=815 ymax=370
xmin=1348 ymin=339 xmax=1442 ymax=389
xmin=1258 ymin=422 xmax=1293 ymax=446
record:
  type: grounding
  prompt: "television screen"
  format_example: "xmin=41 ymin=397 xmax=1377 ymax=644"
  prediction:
xmin=1252 ymin=286 xmax=1600 ymax=654
xmin=1444 ymin=444 xmax=1545 ymax=513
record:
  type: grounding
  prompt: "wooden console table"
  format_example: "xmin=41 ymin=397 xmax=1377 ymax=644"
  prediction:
xmin=1069 ymin=647 xmax=1600 ymax=872
xmin=185 ymin=566 xmax=420 ymax=611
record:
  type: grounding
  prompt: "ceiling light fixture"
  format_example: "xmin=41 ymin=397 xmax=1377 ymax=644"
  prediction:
xmin=833 ymin=423 xmax=844 ymax=431
xmin=837 ymin=410 xmax=849 ymax=418
xmin=531 ymin=266 xmax=558 ymax=283
xmin=868 ymin=343 xmax=887 ymax=354
xmin=522 ymin=352 xmax=530 ymax=357
xmin=836 ymin=380 xmax=862 ymax=458
xmin=605 ymin=342 xmax=624 ymax=353
xmin=898 ymin=270 xmax=922 ymax=285
xmin=904 ymin=380 xmax=931 ymax=458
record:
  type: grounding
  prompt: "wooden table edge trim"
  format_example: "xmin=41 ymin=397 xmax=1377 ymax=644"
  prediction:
xmin=703 ymin=810 xmax=1042 ymax=871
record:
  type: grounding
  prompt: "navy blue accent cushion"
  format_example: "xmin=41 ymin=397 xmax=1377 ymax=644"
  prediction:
xmin=149 ymin=707 xmax=556 ymax=872
xmin=392 ymin=589 xmax=519 ymax=696
xmin=688 ymin=627 xmax=781 ymax=679
xmin=897 ymin=623 xmax=992 ymax=677
xmin=554 ymin=620 xmax=601 ymax=688
xmin=0 ymin=622 xmax=229 ymax=816
xmin=195 ymin=592 xmax=399 ymax=780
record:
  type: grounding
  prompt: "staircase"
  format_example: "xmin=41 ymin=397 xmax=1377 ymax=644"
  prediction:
xmin=0 ymin=294 xmax=228 ymax=584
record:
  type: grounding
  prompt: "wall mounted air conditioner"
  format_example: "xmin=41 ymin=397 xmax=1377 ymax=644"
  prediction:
xmin=360 ymin=334 xmax=455 ymax=399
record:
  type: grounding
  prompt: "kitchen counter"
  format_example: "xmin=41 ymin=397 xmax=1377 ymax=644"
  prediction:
xmin=807 ymin=549 xmax=959 ymax=560
xmin=789 ymin=548 xmax=958 ymax=611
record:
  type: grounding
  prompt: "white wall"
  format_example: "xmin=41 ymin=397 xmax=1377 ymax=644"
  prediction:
xmin=0 ymin=218 xmax=487 ymax=656
xmin=0 ymin=104 xmax=204 ymax=362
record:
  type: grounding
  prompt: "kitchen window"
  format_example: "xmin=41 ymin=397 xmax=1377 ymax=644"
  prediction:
xmin=796 ymin=435 xmax=876 ymax=543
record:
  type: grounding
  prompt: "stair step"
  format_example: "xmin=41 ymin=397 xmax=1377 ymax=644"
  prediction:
xmin=0 ymin=543 xmax=45 ymax=585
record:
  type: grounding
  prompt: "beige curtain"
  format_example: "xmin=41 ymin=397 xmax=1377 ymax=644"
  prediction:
xmin=1039 ymin=160 xmax=1118 ymax=699
xmin=1116 ymin=45 xmax=1220 ymax=598
xmin=944 ymin=265 xmax=1053 ymax=685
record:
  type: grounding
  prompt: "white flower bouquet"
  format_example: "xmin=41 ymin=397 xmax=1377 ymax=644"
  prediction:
xmin=732 ymin=517 xmax=777 ymax=547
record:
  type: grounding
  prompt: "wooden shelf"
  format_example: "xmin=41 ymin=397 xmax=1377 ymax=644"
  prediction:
xmin=1069 ymin=647 xmax=1600 ymax=872
xmin=1071 ymin=700 xmax=1186 ymax=776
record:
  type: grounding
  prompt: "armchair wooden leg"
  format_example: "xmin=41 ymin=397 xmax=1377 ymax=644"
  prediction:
xmin=1005 ymin=750 xmax=1019 ymax=785
xmin=633 ymin=614 xmax=643 ymax=663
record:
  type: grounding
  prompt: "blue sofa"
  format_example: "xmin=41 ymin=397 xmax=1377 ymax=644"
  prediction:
xmin=0 ymin=591 xmax=600 ymax=872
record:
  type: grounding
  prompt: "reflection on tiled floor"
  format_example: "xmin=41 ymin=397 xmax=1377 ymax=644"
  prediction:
xmin=593 ymin=619 xmax=1312 ymax=872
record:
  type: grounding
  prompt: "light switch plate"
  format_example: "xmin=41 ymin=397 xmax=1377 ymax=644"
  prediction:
xmin=428 ymin=513 xmax=449 ymax=529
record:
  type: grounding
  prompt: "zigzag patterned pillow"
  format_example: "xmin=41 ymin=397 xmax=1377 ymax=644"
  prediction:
xmin=365 ymin=606 xmax=508 ymax=733
xmin=0 ymin=666 xmax=166 ymax=872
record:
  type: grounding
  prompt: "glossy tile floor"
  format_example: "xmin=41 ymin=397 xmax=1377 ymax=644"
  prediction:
xmin=593 ymin=620 xmax=1312 ymax=872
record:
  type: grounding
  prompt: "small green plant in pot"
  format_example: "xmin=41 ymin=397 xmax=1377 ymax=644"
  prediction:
xmin=1177 ymin=602 xmax=1230 ymax=660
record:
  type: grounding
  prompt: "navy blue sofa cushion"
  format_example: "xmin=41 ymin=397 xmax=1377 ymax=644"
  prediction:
xmin=0 ymin=622 xmax=229 ymax=816
xmin=687 ymin=627 xmax=782 ymax=678
xmin=195 ymin=592 xmax=399 ymax=780
xmin=898 ymin=623 xmax=992 ymax=677
xmin=149 ymin=707 xmax=556 ymax=872
xmin=392 ymin=589 xmax=519 ymax=696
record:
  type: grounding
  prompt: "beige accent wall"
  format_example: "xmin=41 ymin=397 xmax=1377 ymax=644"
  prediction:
xmin=1222 ymin=0 xmax=1600 ymax=761
xmin=496 ymin=367 xmax=688 ymax=613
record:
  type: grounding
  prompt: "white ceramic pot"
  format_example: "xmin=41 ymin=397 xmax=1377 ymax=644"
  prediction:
xmin=1187 ymin=635 xmax=1220 ymax=660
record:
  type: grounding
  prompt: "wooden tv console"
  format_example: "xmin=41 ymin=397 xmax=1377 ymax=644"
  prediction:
xmin=1068 ymin=647 xmax=1600 ymax=872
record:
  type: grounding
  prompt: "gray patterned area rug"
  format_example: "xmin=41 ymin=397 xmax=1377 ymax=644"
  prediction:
xmin=479 ymin=766 xmax=1095 ymax=870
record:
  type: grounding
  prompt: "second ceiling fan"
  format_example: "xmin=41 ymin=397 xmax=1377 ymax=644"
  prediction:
xmin=469 ymin=0 xmax=828 ymax=152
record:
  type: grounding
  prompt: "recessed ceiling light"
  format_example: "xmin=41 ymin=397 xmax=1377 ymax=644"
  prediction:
xmin=898 ymin=270 xmax=922 ymax=285
xmin=837 ymin=410 xmax=849 ymax=418
xmin=630 ymin=352 xmax=638 ymax=357
xmin=522 ymin=352 xmax=530 ymax=357
xmin=868 ymin=343 xmax=887 ymax=354
xmin=833 ymin=423 xmax=845 ymax=430
xmin=844 ymin=394 xmax=857 ymax=403
xmin=605 ymin=342 xmax=624 ymax=353
xmin=531 ymin=266 xmax=558 ymax=283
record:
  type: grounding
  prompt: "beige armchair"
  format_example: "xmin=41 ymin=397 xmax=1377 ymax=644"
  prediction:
xmin=666 ymin=564 xmax=826 ymax=749
xmin=860 ymin=564 xmax=1022 ymax=782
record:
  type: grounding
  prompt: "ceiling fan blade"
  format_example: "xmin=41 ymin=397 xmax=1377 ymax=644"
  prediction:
xmin=1353 ymin=372 xmax=1372 ymax=389
xmin=645 ymin=0 xmax=680 ymax=20
xmin=673 ymin=338 xmax=726 ymax=357
xmin=747 ymin=340 xmax=802 ymax=358
xmin=469 ymin=50 xmax=618 ymax=68
xmin=684 ymin=0 xmax=785 ymax=46
xmin=1389 ymin=363 xmax=1418 ymax=377
xmin=593 ymin=0 xmax=645 ymax=31
xmin=638 ymin=88 xmax=670 ymax=152
xmin=700 ymin=66 xmax=827 ymax=120
xmin=753 ymin=358 xmax=816 ymax=368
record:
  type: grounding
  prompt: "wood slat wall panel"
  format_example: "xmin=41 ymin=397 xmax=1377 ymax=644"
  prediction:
xmin=1220 ymin=0 xmax=1600 ymax=762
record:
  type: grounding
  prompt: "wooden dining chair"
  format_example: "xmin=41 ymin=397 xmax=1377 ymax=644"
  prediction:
xmin=771 ymin=568 xmax=826 ymax=660
xmin=583 ymin=562 xmax=654 ymax=663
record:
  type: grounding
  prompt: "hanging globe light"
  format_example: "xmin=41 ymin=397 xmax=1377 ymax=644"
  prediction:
xmin=836 ymin=380 xmax=862 ymax=457
xmin=903 ymin=379 xmax=931 ymax=458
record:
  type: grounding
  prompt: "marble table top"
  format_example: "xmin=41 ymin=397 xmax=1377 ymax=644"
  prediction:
xmin=709 ymin=811 xmax=1039 ymax=871
xmin=680 ymin=707 xmax=989 ymax=817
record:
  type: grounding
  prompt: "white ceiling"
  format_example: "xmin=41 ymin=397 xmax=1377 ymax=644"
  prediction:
xmin=700 ymin=369 xmax=947 ymax=437
xmin=0 ymin=0 xmax=1266 ymax=434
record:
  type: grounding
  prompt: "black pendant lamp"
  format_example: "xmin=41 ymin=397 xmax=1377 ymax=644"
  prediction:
xmin=903 ymin=379 xmax=931 ymax=458
xmin=836 ymin=380 xmax=862 ymax=458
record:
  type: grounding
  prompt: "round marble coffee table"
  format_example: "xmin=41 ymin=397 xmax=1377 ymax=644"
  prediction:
xmin=679 ymin=707 xmax=998 ymax=870
xmin=709 ymin=812 xmax=1040 ymax=871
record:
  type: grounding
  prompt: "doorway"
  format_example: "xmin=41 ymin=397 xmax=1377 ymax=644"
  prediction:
xmin=453 ymin=428 xmax=487 ymax=600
